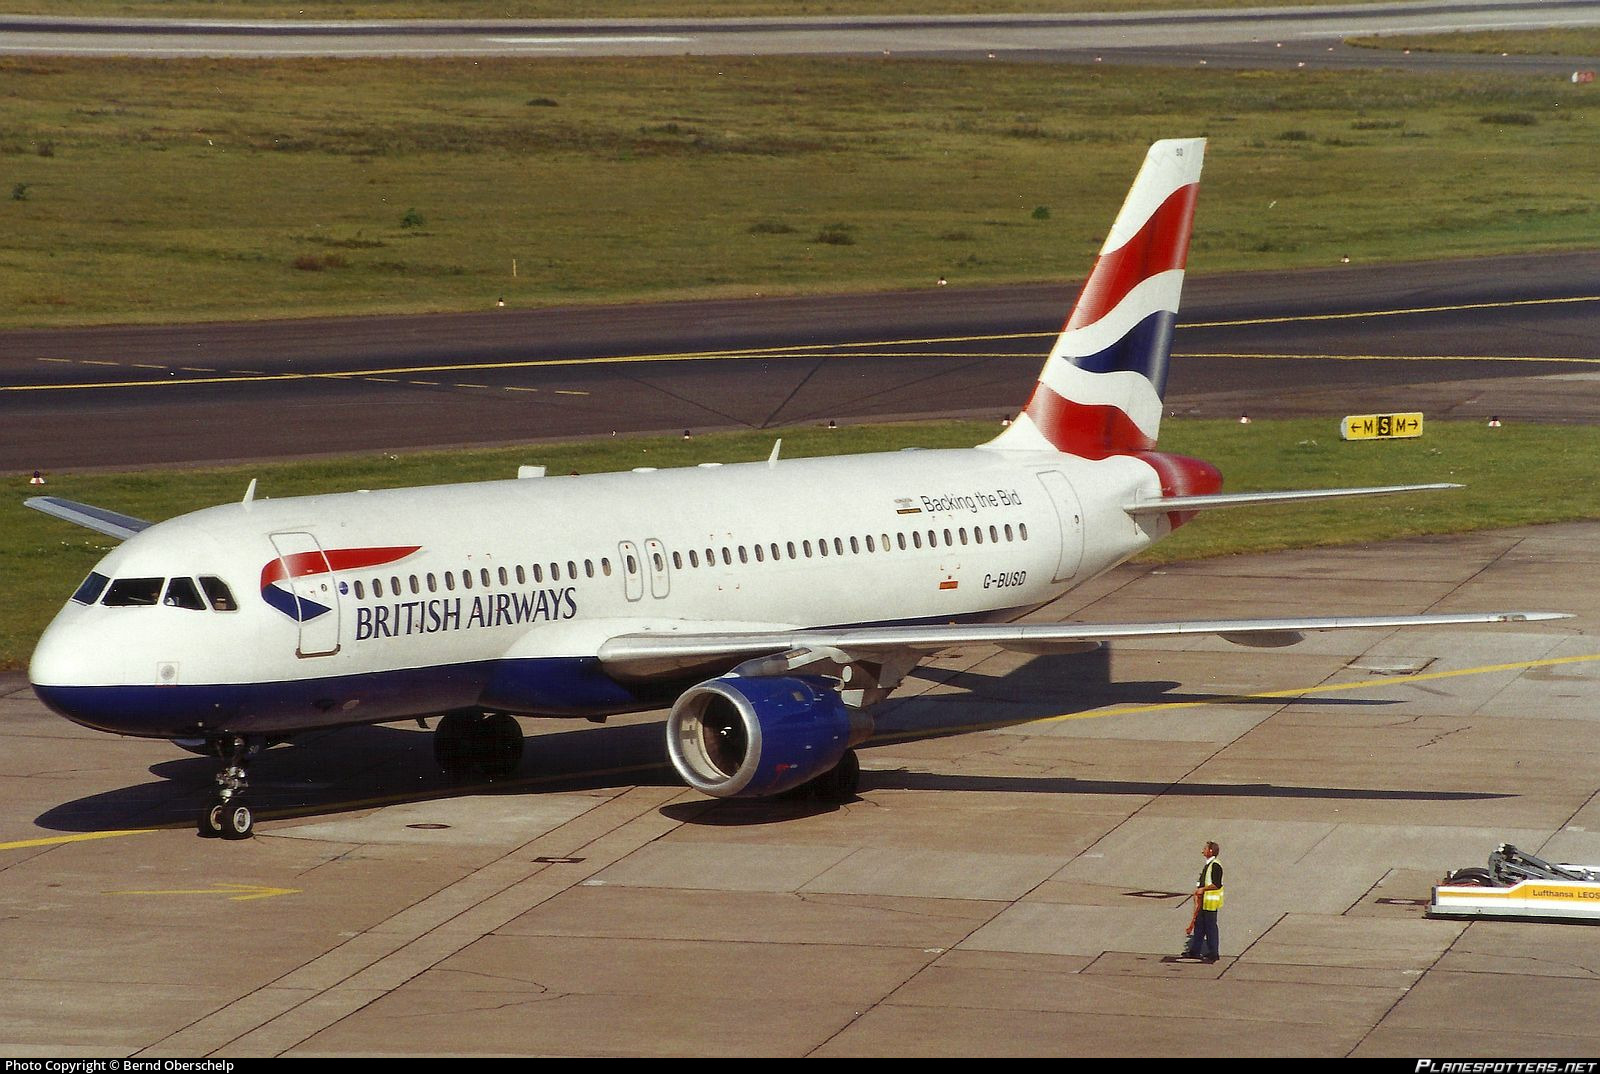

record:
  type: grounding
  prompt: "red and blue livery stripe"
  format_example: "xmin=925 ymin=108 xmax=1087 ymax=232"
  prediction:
xmin=260 ymin=545 xmax=420 ymax=621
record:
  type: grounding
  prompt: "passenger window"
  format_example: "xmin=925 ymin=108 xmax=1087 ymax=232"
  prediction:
xmin=444 ymin=572 xmax=456 ymax=592
xmin=673 ymin=551 xmax=683 ymax=570
xmin=1020 ymin=523 xmax=1029 ymax=541
xmin=739 ymin=546 xmax=749 ymax=564
xmin=1005 ymin=524 xmax=1014 ymax=541
xmin=912 ymin=532 xmax=922 ymax=549
xmin=721 ymin=547 xmax=732 ymax=565
xmin=602 ymin=559 xmax=613 ymax=576
xmin=462 ymin=570 xmax=473 ymax=590
xmin=786 ymin=541 xmax=796 ymax=560
xmin=818 ymin=539 xmax=829 ymax=558
xmin=850 ymin=536 xmax=859 ymax=554
xmin=499 ymin=567 xmax=509 ymax=586
xmin=974 ymin=527 xmax=984 ymax=545
xmin=652 ymin=552 xmax=664 ymax=571
xmin=688 ymin=551 xmax=699 ymax=568
xmin=586 ymin=559 xmax=595 ymax=578
xmin=533 ymin=564 xmax=543 ymax=583
xmin=410 ymin=575 xmax=420 ymax=595
xmin=897 ymin=533 xmax=907 ymax=551
xmin=567 ymin=560 xmax=577 ymax=579
xmin=71 ymin=571 xmax=110 ymax=605
xmin=103 ymin=577 xmax=163 ymax=607
xmin=427 ymin=573 xmax=438 ymax=593
xmin=353 ymin=580 xmax=365 ymax=600
xmin=163 ymin=577 xmax=207 ymax=610
xmin=770 ymin=543 xmax=780 ymax=561
xmin=833 ymin=537 xmax=844 ymax=555
xmin=959 ymin=528 xmax=969 ymax=545
xmin=550 ymin=563 xmax=561 ymax=581
xmin=515 ymin=565 xmax=525 ymax=586
xmin=482 ymin=568 xmax=492 ymax=587
xmin=391 ymin=575 xmax=402 ymax=594
xmin=803 ymin=540 xmax=813 ymax=558
xmin=374 ymin=578 xmax=385 ymax=598
xmin=753 ymin=545 xmax=763 ymax=563
xmin=943 ymin=529 xmax=953 ymax=546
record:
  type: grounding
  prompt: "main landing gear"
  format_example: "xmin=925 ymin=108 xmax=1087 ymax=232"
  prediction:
xmin=785 ymin=750 xmax=862 ymax=802
xmin=433 ymin=711 xmax=524 ymax=782
xmin=197 ymin=735 xmax=257 ymax=840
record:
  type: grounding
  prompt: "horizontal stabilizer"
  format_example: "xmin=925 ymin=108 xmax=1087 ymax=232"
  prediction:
xmin=1124 ymin=482 xmax=1461 ymax=516
xmin=24 ymin=496 xmax=151 ymax=542
xmin=597 ymin=611 xmax=1568 ymax=679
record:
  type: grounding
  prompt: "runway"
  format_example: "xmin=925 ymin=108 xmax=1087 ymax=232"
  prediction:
xmin=4 ymin=0 xmax=1600 ymax=63
xmin=2 ymin=521 xmax=1595 ymax=1055
xmin=3 ymin=250 xmax=1598 ymax=470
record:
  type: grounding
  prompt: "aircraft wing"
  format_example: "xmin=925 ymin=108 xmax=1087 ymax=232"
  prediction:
xmin=24 ymin=496 xmax=152 ymax=542
xmin=1124 ymin=483 xmax=1460 ymax=516
xmin=596 ymin=611 xmax=1568 ymax=679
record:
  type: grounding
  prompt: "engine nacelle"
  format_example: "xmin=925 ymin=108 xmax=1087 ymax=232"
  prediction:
xmin=667 ymin=675 xmax=870 ymax=798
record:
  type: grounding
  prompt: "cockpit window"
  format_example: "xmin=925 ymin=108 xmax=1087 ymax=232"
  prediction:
xmin=71 ymin=571 xmax=110 ymax=606
xmin=102 ymin=577 xmax=164 ymax=607
xmin=163 ymin=577 xmax=207 ymax=611
xmin=198 ymin=576 xmax=237 ymax=612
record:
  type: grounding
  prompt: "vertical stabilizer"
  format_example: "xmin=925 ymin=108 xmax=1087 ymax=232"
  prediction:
xmin=986 ymin=138 xmax=1204 ymax=456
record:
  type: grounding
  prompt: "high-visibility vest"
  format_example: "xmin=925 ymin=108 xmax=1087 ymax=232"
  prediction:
xmin=1200 ymin=859 xmax=1224 ymax=910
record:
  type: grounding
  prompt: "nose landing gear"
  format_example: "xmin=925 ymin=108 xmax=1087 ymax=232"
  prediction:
xmin=197 ymin=735 xmax=258 ymax=840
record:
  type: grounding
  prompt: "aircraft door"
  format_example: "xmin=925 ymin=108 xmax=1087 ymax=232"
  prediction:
xmin=1035 ymin=471 xmax=1085 ymax=583
xmin=644 ymin=538 xmax=670 ymax=598
xmin=267 ymin=531 xmax=342 ymax=657
xmin=618 ymin=541 xmax=644 ymax=602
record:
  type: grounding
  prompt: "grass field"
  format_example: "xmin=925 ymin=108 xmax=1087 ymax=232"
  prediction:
xmin=7 ymin=417 xmax=1598 ymax=670
xmin=1348 ymin=29 xmax=1600 ymax=57
xmin=7 ymin=1 xmax=1392 ymax=19
xmin=3 ymin=55 xmax=1598 ymax=328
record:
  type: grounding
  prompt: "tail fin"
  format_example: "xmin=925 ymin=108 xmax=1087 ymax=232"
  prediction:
xmin=986 ymin=138 xmax=1204 ymax=456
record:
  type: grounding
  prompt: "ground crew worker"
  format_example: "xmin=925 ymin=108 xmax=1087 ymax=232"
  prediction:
xmin=1183 ymin=840 xmax=1224 ymax=962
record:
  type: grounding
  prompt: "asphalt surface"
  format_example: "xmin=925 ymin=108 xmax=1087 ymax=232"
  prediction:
xmin=3 ymin=0 xmax=1599 ymax=60
xmin=3 ymin=522 xmax=1596 ymax=1056
xmin=4 ymin=250 xmax=1597 ymax=470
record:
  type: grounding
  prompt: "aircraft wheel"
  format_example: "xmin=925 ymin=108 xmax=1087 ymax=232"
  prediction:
xmin=433 ymin=712 xmax=471 ymax=778
xmin=817 ymin=750 xmax=861 ymax=801
xmin=198 ymin=801 xmax=226 ymax=838
xmin=474 ymin=713 xmax=525 ymax=781
xmin=221 ymin=803 xmax=254 ymax=840
xmin=435 ymin=712 xmax=523 ymax=781
xmin=787 ymin=750 xmax=861 ymax=802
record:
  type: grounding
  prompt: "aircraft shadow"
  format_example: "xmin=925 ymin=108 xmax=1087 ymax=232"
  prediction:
xmin=35 ymin=648 xmax=1465 ymax=835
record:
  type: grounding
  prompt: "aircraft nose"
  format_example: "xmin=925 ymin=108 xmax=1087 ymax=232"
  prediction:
xmin=28 ymin=614 xmax=82 ymax=690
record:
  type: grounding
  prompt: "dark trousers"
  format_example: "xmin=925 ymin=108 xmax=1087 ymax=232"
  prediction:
xmin=1187 ymin=909 xmax=1219 ymax=958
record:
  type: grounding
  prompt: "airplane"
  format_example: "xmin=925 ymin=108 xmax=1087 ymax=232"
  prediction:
xmin=26 ymin=138 xmax=1564 ymax=840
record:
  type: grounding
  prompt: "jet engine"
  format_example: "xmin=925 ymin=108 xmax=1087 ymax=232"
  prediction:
xmin=666 ymin=675 xmax=872 ymax=798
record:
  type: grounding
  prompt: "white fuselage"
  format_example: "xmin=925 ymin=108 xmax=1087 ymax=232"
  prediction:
xmin=30 ymin=445 xmax=1171 ymax=739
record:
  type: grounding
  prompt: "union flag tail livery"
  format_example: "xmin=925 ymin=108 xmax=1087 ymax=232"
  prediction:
xmin=989 ymin=138 xmax=1202 ymax=457
xmin=26 ymin=141 xmax=1561 ymax=840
